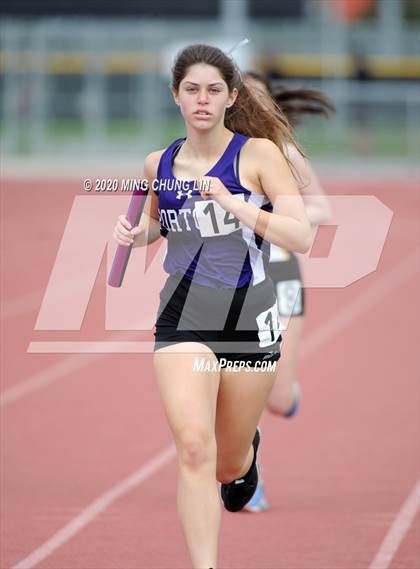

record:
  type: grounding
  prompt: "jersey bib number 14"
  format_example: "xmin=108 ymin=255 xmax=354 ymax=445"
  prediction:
xmin=194 ymin=194 xmax=245 ymax=237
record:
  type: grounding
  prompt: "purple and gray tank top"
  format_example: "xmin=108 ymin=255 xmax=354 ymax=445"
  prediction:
xmin=154 ymin=132 xmax=274 ymax=289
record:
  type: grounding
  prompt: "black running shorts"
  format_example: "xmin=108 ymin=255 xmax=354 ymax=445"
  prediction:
xmin=153 ymin=273 xmax=282 ymax=366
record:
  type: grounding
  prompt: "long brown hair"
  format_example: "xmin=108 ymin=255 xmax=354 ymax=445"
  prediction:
xmin=244 ymin=71 xmax=335 ymax=129
xmin=171 ymin=44 xmax=301 ymax=157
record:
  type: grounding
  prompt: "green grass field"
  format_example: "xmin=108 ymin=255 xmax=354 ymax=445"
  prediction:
xmin=2 ymin=117 xmax=418 ymax=160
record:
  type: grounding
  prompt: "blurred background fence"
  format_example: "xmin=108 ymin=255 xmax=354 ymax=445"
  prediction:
xmin=0 ymin=0 xmax=419 ymax=164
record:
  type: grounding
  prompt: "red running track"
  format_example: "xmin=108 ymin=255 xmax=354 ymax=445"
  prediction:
xmin=1 ymin=176 xmax=419 ymax=568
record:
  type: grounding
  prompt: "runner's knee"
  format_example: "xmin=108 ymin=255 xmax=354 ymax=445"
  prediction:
xmin=176 ymin=426 xmax=216 ymax=471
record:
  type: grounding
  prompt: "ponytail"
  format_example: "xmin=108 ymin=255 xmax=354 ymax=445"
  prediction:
xmin=244 ymin=70 xmax=335 ymax=128
xmin=271 ymin=87 xmax=335 ymax=128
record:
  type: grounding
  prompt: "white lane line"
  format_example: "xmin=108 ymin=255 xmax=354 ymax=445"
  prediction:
xmin=368 ymin=480 xmax=420 ymax=569
xmin=0 ymin=354 xmax=102 ymax=407
xmin=11 ymin=444 xmax=176 ymax=569
xmin=1 ymin=289 xmax=43 ymax=320
xmin=1 ymin=249 xmax=418 ymax=408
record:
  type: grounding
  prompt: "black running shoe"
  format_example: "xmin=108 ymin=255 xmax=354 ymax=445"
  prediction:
xmin=221 ymin=427 xmax=261 ymax=512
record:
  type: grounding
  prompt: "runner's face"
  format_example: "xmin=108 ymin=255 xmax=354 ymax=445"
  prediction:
xmin=173 ymin=63 xmax=237 ymax=130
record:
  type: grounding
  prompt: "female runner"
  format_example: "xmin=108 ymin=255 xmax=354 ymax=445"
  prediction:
xmin=243 ymin=72 xmax=334 ymax=512
xmin=113 ymin=44 xmax=311 ymax=569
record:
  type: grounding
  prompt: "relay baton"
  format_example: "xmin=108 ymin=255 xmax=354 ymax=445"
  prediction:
xmin=107 ymin=187 xmax=149 ymax=288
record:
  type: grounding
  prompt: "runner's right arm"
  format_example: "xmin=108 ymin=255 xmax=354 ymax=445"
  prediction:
xmin=113 ymin=149 xmax=164 ymax=248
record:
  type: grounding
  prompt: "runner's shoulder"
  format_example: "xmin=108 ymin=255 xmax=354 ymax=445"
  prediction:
xmin=243 ymin=137 xmax=280 ymax=155
xmin=144 ymin=148 xmax=166 ymax=179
